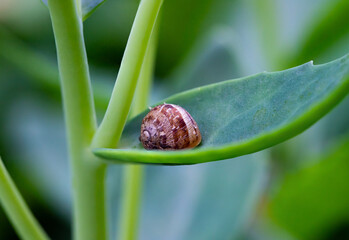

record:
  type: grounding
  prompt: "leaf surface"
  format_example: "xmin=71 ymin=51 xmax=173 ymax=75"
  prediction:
xmin=94 ymin=54 xmax=349 ymax=165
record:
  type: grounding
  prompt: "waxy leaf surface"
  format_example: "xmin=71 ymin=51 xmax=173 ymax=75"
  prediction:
xmin=94 ymin=54 xmax=349 ymax=165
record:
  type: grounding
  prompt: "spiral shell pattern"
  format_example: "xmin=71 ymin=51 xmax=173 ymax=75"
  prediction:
xmin=139 ymin=104 xmax=201 ymax=150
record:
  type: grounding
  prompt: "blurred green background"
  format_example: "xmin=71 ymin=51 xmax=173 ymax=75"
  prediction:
xmin=1 ymin=0 xmax=349 ymax=239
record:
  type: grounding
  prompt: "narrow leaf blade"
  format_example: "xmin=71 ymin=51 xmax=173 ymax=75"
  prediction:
xmin=81 ymin=0 xmax=105 ymax=21
xmin=94 ymin=54 xmax=349 ymax=165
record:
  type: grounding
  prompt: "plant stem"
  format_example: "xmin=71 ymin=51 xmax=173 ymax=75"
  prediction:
xmin=117 ymin=20 xmax=159 ymax=240
xmin=129 ymin=24 xmax=158 ymax=118
xmin=117 ymin=165 xmax=144 ymax=240
xmin=89 ymin=1 xmax=162 ymax=236
xmin=91 ymin=0 xmax=164 ymax=149
xmin=47 ymin=0 xmax=96 ymax=146
xmin=0 ymin=156 xmax=49 ymax=240
xmin=48 ymin=0 xmax=107 ymax=240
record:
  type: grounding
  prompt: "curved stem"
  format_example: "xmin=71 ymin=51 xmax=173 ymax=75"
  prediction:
xmin=117 ymin=20 xmax=159 ymax=240
xmin=47 ymin=0 xmax=96 ymax=146
xmin=92 ymin=0 xmax=164 ymax=149
xmin=47 ymin=0 xmax=107 ymax=240
xmin=0 ymin=156 xmax=49 ymax=240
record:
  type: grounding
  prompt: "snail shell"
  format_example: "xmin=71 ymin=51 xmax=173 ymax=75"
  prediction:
xmin=139 ymin=104 xmax=201 ymax=150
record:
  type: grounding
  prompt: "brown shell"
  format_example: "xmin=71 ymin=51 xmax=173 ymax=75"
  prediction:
xmin=139 ymin=104 xmax=201 ymax=150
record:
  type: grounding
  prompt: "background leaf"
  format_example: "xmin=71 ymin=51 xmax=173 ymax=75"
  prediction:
xmin=269 ymin=137 xmax=349 ymax=240
xmin=94 ymin=54 xmax=349 ymax=165
xmin=156 ymin=0 xmax=237 ymax=77
xmin=281 ymin=0 xmax=349 ymax=69
xmin=107 ymin=152 xmax=268 ymax=240
xmin=169 ymin=27 xmax=242 ymax=94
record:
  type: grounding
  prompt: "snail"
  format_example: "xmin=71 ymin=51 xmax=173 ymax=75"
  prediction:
xmin=139 ymin=104 xmax=202 ymax=150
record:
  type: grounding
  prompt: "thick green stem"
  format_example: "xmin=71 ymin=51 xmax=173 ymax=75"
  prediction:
xmin=0 ymin=156 xmax=49 ymax=240
xmin=48 ymin=0 xmax=107 ymax=240
xmin=92 ymin=0 xmax=164 ymax=149
xmin=71 ymin=156 xmax=107 ymax=240
xmin=117 ymin=21 xmax=159 ymax=240
xmin=47 ymin=0 xmax=96 ymax=146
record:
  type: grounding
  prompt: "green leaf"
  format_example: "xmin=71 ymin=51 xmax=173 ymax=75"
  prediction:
xmin=80 ymin=0 xmax=106 ymax=21
xmin=177 ymin=153 xmax=268 ymax=240
xmin=41 ymin=0 xmax=105 ymax=21
xmin=93 ymin=54 xmax=349 ymax=165
xmin=157 ymin=0 xmax=237 ymax=75
xmin=284 ymin=0 xmax=349 ymax=68
xmin=170 ymin=27 xmax=242 ymax=94
xmin=269 ymin=137 xmax=349 ymax=240
xmin=0 ymin=27 xmax=112 ymax=111
xmin=107 ymin=152 xmax=268 ymax=239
